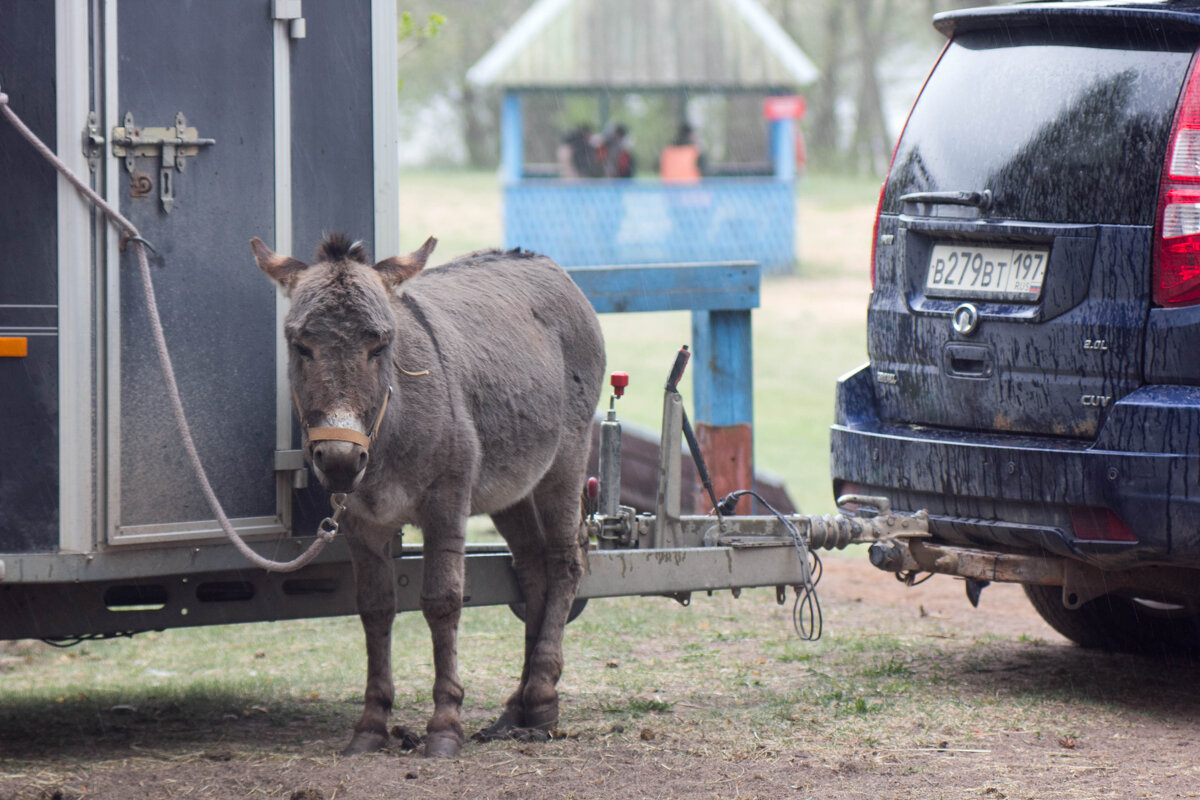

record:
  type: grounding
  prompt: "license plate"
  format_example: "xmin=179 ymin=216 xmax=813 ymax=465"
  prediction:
xmin=925 ymin=244 xmax=1048 ymax=301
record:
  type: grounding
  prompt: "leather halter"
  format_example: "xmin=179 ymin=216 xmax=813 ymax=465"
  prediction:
xmin=296 ymin=384 xmax=393 ymax=452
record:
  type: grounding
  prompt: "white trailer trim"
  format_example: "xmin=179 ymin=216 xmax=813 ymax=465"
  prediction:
xmin=57 ymin=0 xmax=96 ymax=554
xmin=371 ymin=0 xmax=399 ymax=259
xmin=273 ymin=8 xmax=296 ymax=531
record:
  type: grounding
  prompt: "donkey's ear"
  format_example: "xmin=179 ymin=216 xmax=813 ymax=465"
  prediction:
xmin=374 ymin=236 xmax=437 ymax=288
xmin=250 ymin=237 xmax=308 ymax=290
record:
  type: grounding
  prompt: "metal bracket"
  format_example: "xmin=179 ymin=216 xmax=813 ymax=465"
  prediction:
xmin=272 ymin=0 xmax=307 ymax=38
xmin=110 ymin=111 xmax=215 ymax=213
xmin=275 ymin=449 xmax=309 ymax=490
xmin=81 ymin=111 xmax=104 ymax=172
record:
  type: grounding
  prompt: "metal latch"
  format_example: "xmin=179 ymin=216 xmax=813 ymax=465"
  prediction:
xmin=272 ymin=0 xmax=307 ymax=38
xmin=81 ymin=111 xmax=104 ymax=172
xmin=110 ymin=111 xmax=215 ymax=213
xmin=275 ymin=449 xmax=309 ymax=489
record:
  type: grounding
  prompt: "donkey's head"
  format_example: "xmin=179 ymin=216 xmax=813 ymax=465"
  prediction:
xmin=251 ymin=233 xmax=437 ymax=493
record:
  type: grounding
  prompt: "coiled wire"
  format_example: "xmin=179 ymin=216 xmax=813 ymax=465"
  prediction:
xmin=716 ymin=490 xmax=823 ymax=641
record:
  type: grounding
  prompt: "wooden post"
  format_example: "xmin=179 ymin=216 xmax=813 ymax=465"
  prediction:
xmin=691 ymin=309 xmax=754 ymax=513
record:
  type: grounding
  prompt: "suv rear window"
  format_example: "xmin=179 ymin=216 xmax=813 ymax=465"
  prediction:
xmin=882 ymin=27 xmax=1194 ymax=226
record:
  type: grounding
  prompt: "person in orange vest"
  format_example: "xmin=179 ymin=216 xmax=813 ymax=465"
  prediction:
xmin=659 ymin=122 xmax=705 ymax=183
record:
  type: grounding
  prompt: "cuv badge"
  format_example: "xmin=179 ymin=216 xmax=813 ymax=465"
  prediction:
xmin=952 ymin=302 xmax=980 ymax=335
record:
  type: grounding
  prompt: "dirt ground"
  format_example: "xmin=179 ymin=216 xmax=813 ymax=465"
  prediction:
xmin=6 ymin=187 xmax=1199 ymax=798
xmin=5 ymin=556 xmax=1200 ymax=800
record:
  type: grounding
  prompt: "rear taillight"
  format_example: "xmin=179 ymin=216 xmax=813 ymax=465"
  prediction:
xmin=872 ymin=40 xmax=949 ymax=289
xmin=1154 ymin=53 xmax=1200 ymax=306
xmin=1069 ymin=505 xmax=1138 ymax=542
xmin=870 ymin=181 xmax=885 ymax=288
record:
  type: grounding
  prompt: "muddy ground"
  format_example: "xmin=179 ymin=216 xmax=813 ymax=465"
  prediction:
xmin=5 ymin=191 xmax=1198 ymax=798
xmin=4 ymin=555 xmax=1200 ymax=800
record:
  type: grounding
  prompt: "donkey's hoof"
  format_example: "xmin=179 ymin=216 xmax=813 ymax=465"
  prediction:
xmin=522 ymin=702 xmax=559 ymax=733
xmin=342 ymin=730 xmax=389 ymax=756
xmin=424 ymin=730 xmax=463 ymax=759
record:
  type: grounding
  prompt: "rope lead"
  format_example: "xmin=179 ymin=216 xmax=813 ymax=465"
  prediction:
xmin=1 ymin=89 xmax=333 ymax=573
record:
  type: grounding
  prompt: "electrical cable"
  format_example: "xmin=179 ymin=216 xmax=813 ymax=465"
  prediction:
xmin=716 ymin=489 xmax=823 ymax=641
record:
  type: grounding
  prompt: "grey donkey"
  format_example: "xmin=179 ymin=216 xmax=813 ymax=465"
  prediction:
xmin=251 ymin=233 xmax=605 ymax=757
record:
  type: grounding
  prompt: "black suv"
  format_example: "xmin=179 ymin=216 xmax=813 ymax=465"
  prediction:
xmin=831 ymin=1 xmax=1200 ymax=653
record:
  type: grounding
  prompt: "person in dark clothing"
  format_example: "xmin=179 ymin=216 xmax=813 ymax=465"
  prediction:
xmin=601 ymin=123 xmax=635 ymax=178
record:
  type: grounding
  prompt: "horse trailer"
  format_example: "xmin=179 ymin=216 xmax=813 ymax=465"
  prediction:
xmin=0 ymin=3 xmax=922 ymax=645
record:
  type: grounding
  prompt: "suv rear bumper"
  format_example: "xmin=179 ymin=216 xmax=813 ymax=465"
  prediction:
xmin=830 ymin=364 xmax=1200 ymax=570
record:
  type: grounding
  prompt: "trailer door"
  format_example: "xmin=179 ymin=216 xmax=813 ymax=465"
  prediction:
xmin=105 ymin=1 xmax=387 ymax=546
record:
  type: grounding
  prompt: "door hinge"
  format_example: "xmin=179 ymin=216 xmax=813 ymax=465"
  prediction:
xmin=110 ymin=111 xmax=215 ymax=213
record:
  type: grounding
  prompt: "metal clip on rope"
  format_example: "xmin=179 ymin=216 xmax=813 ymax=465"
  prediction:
xmin=318 ymin=493 xmax=349 ymax=540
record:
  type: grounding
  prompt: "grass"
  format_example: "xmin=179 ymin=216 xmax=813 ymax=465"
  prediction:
xmin=0 ymin=168 xmax=961 ymax=792
xmin=5 ymin=577 xmax=1198 ymax=797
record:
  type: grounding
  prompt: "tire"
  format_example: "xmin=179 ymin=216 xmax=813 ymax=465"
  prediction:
xmin=1024 ymin=584 xmax=1200 ymax=656
xmin=508 ymin=597 xmax=588 ymax=625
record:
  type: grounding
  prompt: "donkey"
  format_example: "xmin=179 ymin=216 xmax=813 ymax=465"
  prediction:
xmin=250 ymin=233 xmax=605 ymax=758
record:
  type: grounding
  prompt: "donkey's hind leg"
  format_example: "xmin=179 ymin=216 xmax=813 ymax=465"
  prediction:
xmin=486 ymin=456 xmax=587 ymax=738
xmin=522 ymin=468 xmax=587 ymax=731
xmin=476 ymin=496 xmax=547 ymax=740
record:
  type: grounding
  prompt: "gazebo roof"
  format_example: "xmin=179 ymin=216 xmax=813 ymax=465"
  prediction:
xmin=466 ymin=0 xmax=818 ymax=91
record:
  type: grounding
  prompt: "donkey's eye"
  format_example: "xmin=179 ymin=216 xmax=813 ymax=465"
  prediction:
xmin=293 ymin=343 xmax=314 ymax=360
xmin=368 ymin=343 xmax=387 ymax=361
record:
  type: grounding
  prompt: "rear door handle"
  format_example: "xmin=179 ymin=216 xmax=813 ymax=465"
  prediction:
xmin=943 ymin=343 xmax=993 ymax=379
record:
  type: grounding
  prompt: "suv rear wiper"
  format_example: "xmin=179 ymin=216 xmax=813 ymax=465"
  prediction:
xmin=899 ymin=189 xmax=993 ymax=212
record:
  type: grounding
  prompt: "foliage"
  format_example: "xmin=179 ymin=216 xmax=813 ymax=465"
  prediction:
xmin=399 ymin=10 xmax=445 ymax=42
xmin=392 ymin=0 xmax=1009 ymax=172
xmin=397 ymin=11 xmax=445 ymax=92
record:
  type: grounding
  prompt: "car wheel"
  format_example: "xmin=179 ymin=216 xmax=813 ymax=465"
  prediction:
xmin=1024 ymin=584 xmax=1200 ymax=656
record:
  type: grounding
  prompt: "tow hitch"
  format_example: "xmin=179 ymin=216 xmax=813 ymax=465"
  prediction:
xmin=582 ymin=347 xmax=930 ymax=638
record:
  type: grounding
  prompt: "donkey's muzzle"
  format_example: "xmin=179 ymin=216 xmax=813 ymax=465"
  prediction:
xmin=310 ymin=439 xmax=369 ymax=493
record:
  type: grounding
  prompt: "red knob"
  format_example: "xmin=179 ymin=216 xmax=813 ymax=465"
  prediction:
xmin=610 ymin=371 xmax=629 ymax=398
xmin=586 ymin=476 xmax=599 ymax=499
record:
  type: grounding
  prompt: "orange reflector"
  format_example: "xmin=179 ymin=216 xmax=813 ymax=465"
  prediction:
xmin=0 ymin=337 xmax=28 ymax=357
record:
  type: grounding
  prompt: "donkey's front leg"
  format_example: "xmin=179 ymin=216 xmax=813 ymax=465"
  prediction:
xmin=419 ymin=505 xmax=468 ymax=758
xmin=343 ymin=516 xmax=398 ymax=756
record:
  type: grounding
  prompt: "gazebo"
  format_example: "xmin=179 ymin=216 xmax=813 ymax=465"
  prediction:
xmin=467 ymin=0 xmax=818 ymax=274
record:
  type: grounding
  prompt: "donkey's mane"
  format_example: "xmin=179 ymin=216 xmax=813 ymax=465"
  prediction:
xmin=317 ymin=232 xmax=369 ymax=264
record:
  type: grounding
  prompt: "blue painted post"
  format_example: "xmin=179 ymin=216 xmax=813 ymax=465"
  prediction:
xmin=501 ymin=91 xmax=523 ymax=185
xmin=691 ymin=309 xmax=754 ymax=512
xmin=691 ymin=310 xmax=753 ymax=427
xmin=770 ymin=117 xmax=796 ymax=182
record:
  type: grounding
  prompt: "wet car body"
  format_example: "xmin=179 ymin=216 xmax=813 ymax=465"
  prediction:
xmin=832 ymin=1 xmax=1200 ymax=651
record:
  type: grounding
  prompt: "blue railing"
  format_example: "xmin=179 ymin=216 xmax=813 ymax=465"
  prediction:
xmin=506 ymin=178 xmax=795 ymax=274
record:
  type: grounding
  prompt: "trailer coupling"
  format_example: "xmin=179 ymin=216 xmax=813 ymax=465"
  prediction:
xmin=584 ymin=493 xmax=929 ymax=554
xmin=581 ymin=353 xmax=930 ymax=639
